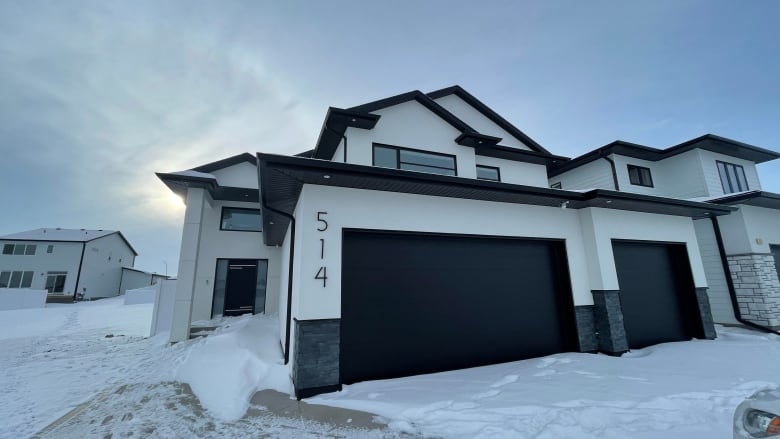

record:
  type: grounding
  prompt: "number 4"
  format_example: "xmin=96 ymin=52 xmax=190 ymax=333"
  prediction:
xmin=315 ymin=267 xmax=327 ymax=287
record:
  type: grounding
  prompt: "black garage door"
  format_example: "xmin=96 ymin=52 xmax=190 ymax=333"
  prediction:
xmin=341 ymin=230 xmax=579 ymax=385
xmin=612 ymin=241 xmax=704 ymax=349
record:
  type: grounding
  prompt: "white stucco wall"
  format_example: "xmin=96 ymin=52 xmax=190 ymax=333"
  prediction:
xmin=430 ymin=94 xmax=532 ymax=151
xmin=210 ymin=161 xmax=259 ymax=189
xmin=79 ymin=233 xmax=136 ymax=299
xmin=655 ymin=150 xmax=708 ymax=199
xmin=0 ymin=240 xmax=83 ymax=295
xmin=610 ymin=155 xmax=661 ymax=197
xmin=474 ymin=155 xmax=548 ymax=186
xmin=550 ymin=159 xmax=615 ymax=191
xmin=718 ymin=205 xmax=780 ymax=255
xmin=189 ymin=198 xmax=282 ymax=322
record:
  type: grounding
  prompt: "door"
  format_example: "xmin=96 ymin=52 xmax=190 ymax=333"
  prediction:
xmin=212 ymin=259 xmax=268 ymax=317
xmin=612 ymin=241 xmax=704 ymax=349
xmin=341 ymin=230 xmax=578 ymax=385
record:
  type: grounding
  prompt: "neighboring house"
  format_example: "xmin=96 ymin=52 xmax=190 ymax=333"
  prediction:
xmin=159 ymin=85 xmax=733 ymax=398
xmin=550 ymin=135 xmax=780 ymax=329
xmin=0 ymin=228 xmax=138 ymax=300
xmin=119 ymin=267 xmax=169 ymax=295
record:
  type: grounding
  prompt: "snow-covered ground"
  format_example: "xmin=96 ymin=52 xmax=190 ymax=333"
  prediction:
xmin=1 ymin=298 xmax=778 ymax=439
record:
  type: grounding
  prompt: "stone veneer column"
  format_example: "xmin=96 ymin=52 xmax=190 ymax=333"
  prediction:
xmin=727 ymin=253 xmax=780 ymax=328
xmin=591 ymin=290 xmax=628 ymax=355
xmin=694 ymin=287 xmax=717 ymax=339
xmin=573 ymin=306 xmax=598 ymax=352
xmin=293 ymin=319 xmax=341 ymax=398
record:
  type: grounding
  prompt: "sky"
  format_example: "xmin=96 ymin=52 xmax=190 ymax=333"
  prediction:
xmin=1 ymin=1 xmax=779 ymax=274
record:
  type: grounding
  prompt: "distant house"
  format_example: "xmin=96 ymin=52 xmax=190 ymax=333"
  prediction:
xmin=0 ymin=228 xmax=138 ymax=300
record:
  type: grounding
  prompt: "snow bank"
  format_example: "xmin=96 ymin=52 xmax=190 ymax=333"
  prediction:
xmin=176 ymin=314 xmax=291 ymax=420
xmin=124 ymin=286 xmax=157 ymax=305
xmin=0 ymin=288 xmax=47 ymax=310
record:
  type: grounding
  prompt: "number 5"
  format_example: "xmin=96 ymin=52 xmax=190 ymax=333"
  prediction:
xmin=317 ymin=211 xmax=328 ymax=231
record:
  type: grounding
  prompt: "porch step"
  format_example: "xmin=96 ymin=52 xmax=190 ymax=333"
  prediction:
xmin=189 ymin=326 xmax=217 ymax=339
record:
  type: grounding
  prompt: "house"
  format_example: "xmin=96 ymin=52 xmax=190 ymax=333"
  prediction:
xmin=119 ymin=267 xmax=169 ymax=295
xmin=549 ymin=135 xmax=780 ymax=330
xmin=158 ymin=85 xmax=733 ymax=398
xmin=0 ymin=228 xmax=139 ymax=301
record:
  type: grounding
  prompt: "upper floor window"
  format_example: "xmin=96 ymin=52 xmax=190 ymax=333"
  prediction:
xmin=221 ymin=207 xmax=262 ymax=232
xmin=550 ymin=182 xmax=562 ymax=189
xmin=2 ymin=244 xmax=36 ymax=255
xmin=373 ymin=144 xmax=457 ymax=176
xmin=717 ymin=161 xmax=749 ymax=194
xmin=476 ymin=165 xmax=500 ymax=182
xmin=627 ymin=165 xmax=653 ymax=187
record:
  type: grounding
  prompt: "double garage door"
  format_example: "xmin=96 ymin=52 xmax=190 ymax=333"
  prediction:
xmin=341 ymin=230 xmax=579 ymax=385
xmin=340 ymin=231 xmax=705 ymax=385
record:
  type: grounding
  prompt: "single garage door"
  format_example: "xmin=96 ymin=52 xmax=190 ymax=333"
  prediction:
xmin=612 ymin=241 xmax=704 ymax=349
xmin=341 ymin=230 xmax=579 ymax=385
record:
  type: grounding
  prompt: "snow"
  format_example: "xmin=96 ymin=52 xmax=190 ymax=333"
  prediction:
xmin=124 ymin=286 xmax=157 ymax=305
xmin=169 ymin=169 xmax=217 ymax=179
xmin=2 ymin=298 xmax=780 ymax=439
xmin=0 ymin=228 xmax=117 ymax=242
xmin=0 ymin=288 xmax=46 ymax=310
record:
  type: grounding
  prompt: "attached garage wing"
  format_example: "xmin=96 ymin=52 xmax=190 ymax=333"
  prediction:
xmin=612 ymin=241 xmax=705 ymax=349
xmin=341 ymin=230 xmax=579 ymax=385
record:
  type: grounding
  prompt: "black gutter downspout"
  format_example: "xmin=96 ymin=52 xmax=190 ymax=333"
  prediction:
xmin=711 ymin=216 xmax=780 ymax=335
xmin=600 ymin=150 xmax=620 ymax=191
xmin=72 ymin=243 xmax=87 ymax=302
xmin=323 ymin=123 xmax=348 ymax=163
xmin=262 ymin=201 xmax=296 ymax=364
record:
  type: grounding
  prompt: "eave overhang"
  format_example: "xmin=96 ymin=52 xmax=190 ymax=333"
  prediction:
xmin=257 ymin=154 xmax=734 ymax=246
xmin=708 ymin=191 xmax=780 ymax=210
xmin=311 ymin=107 xmax=381 ymax=160
xmin=156 ymin=172 xmax=258 ymax=203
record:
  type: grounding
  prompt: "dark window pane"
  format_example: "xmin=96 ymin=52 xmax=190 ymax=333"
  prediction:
xmin=628 ymin=167 xmax=640 ymax=185
xmin=9 ymin=271 xmax=22 ymax=288
xmin=717 ymin=162 xmax=731 ymax=193
xmin=399 ymin=163 xmax=457 ymax=176
xmin=640 ymin=168 xmax=653 ymax=186
xmin=735 ymin=166 xmax=748 ymax=191
xmin=476 ymin=166 xmax=500 ymax=181
xmin=0 ymin=271 xmax=9 ymax=288
xmin=45 ymin=275 xmax=56 ymax=293
xmin=399 ymin=149 xmax=455 ymax=170
xmin=373 ymin=146 xmax=398 ymax=169
xmin=221 ymin=208 xmax=262 ymax=232
xmin=212 ymin=260 xmax=229 ymax=316
xmin=21 ymin=271 xmax=33 ymax=288
xmin=727 ymin=165 xmax=739 ymax=192
xmin=25 ymin=245 xmax=36 ymax=255
xmin=13 ymin=245 xmax=24 ymax=255
xmin=255 ymin=260 xmax=269 ymax=314
xmin=47 ymin=245 xmax=54 ymax=254
xmin=2 ymin=244 xmax=12 ymax=255
xmin=54 ymin=275 xmax=66 ymax=293
xmin=628 ymin=165 xmax=652 ymax=186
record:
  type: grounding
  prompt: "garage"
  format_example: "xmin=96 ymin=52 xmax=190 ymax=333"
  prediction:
xmin=341 ymin=230 xmax=579 ymax=385
xmin=612 ymin=241 xmax=705 ymax=349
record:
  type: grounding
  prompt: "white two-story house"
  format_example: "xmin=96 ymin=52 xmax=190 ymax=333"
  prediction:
xmin=159 ymin=86 xmax=733 ymax=398
xmin=0 ymin=228 xmax=138 ymax=300
xmin=550 ymin=135 xmax=780 ymax=330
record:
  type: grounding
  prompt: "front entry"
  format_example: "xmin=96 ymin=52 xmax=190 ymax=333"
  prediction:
xmin=212 ymin=259 xmax=268 ymax=317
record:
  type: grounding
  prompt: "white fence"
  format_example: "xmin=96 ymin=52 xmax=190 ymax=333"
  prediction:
xmin=0 ymin=289 xmax=47 ymax=310
xmin=150 ymin=279 xmax=177 ymax=337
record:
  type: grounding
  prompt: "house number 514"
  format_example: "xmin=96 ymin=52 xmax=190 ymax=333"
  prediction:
xmin=315 ymin=211 xmax=328 ymax=287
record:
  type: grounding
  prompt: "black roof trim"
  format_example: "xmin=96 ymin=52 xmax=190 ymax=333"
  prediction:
xmin=193 ymin=152 xmax=256 ymax=173
xmin=311 ymin=107 xmax=381 ymax=160
xmin=295 ymin=149 xmax=315 ymax=158
xmin=455 ymin=132 xmax=502 ymax=148
xmin=427 ymin=85 xmax=552 ymax=154
xmin=476 ymin=144 xmax=570 ymax=167
xmin=156 ymin=172 xmax=259 ymax=203
xmin=707 ymin=191 xmax=780 ymax=210
xmin=348 ymin=90 xmax=475 ymax=133
xmin=550 ymin=134 xmax=780 ymax=177
xmin=257 ymin=153 xmax=733 ymax=246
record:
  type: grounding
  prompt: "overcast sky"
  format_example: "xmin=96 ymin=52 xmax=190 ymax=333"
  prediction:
xmin=1 ymin=1 xmax=779 ymax=274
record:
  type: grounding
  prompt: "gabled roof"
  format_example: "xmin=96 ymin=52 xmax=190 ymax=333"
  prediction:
xmin=257 ymin=153 xmax=733 ymax=246
xmin=157 ymin=153 xmax=259 ymax=203
xmin=348 ymin=90 xmax=475 ymax=133
xmin=550 ymin=134 xmax=780 ymax=177
xmin=192 ymin=152 xmax=256 ymax=173
xmin=707 ymin=190 xmax=780 ymax=210
xmin=0 ymin=228 xmax=138 ymax=256
xmin=427 ymin=85 xmax=551 ymax=154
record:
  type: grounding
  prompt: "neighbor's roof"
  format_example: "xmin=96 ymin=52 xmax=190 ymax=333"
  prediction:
xmin=0 ymin=228 xmax=138 ymax=255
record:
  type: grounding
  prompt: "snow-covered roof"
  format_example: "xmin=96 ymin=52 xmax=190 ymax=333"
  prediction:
xmin=0 ymin=228 xmax=138 ymax=255
xmin=168 ymin=169 xmax=216 ymax=179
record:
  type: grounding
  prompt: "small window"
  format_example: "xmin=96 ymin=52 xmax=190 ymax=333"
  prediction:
xmin=20 ymin=271 xmax=33 ymax=288
xmin=25 ymin=245 xmax=36 ymax=255
xmin=0 ymin=271 xmax=9 ymax=288
xmin=372 ymin=144 xmax=457 ymax=176
xmin=550 ymin=182 xmax=562 ymax=189
xmin=2 ymin=244 xmax=12 ymax=255
xmin=717 ymin=161 xmax=749 ymax=194
xmin=47 ymin=245 xmax=54 ymax=254
xmin=627 ymin=165 xmax=653 ymax=187
xmin=476 ymin=165 xmax=500 ymax=182
xmin=9 ymin=271 xmax=22 ymax=288
xmin=221 ymin=207 xmax=262 ymax=232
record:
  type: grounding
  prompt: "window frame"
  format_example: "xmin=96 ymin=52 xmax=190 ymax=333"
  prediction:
xmin=220 ymin=206 xmax=263 ymax=232
xmin=2 ymin=244 xmax=12 ymax=255
xmin=45 ymin=271 xmax=68 ymax=294
xmin=372 ymin=143 xmax=458 ymax=177
xmin=476 ymin=165 xmax=501 ymax=182
xmin=627 ymin=164 xmax=654 ymax=188
xmin=716 ymin=160 xmax=749 ymax=194
xmin=550 ymin=182 xmax=562 ymax=189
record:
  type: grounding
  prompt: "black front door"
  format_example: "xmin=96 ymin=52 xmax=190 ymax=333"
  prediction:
xmin=223 ymin=260 xmax=258 ymax=316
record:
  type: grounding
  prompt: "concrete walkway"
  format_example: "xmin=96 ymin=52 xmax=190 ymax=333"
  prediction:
xmin=249 ymin=389 xmax=387 ymax=429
